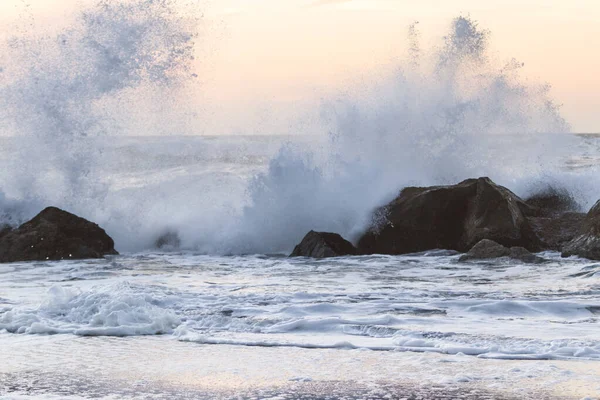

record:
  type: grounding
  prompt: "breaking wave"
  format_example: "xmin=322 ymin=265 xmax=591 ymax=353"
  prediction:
xmin=2 ymin=255 xmax=600 ymax=360
xmin=219 ymin=17 xmax=594 ymax=253
xmin=0 ymin=283 xmax=180 ymax=335
xmin=1 ymin=6 xmax=598 ymax=254
xmin=0 ymin=0 xmax=199 ymax=240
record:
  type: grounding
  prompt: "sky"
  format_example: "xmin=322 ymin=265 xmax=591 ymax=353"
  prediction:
xmin=1 ymin=0 xmax=599 ymax=133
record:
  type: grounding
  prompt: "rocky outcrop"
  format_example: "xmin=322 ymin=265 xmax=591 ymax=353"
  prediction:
xmin=459 ymin=239 xmax=544 ymax=263
xmin=562 ymin=200 xmax=600 ymax=260
xmin=290 ymin=231 xmax=357 ymax=258
xmin=357 ymin=177 xmax=541 ymax=255
xmin=0 ymin=207 xmax=118 ymax=263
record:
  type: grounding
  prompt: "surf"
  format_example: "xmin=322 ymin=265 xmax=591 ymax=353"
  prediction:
xmin=0 ymin=2 xmax=597 ymax=255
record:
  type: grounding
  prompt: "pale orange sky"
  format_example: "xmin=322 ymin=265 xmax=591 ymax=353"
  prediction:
xmin=1 ymin=0 xmax=599 ymax=133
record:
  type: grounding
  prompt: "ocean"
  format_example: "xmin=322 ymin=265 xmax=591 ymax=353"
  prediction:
xmin=1 ymin=134 xmax=600 ymax=399
xmin=1 ymin=1 xmax=600 ymax=398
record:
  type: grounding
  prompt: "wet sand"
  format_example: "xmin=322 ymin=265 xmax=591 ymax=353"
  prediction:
xmin=1 ymin=334 xmax=599 ymax=399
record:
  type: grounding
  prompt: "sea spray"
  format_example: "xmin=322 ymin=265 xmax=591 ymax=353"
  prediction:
xmin=0 ymin=0 xmax=199 ymax=228
xmin=1 ymin=11 xmax=598 ymax=254
xmin=235 ymin=16 xmax=581 ymax=253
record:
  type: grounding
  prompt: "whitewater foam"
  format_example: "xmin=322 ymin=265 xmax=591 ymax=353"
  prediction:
xmin=0 ymin=282 xmax=180 ymax=335
xmin=1 ymin=251 xmax=599 ymax=361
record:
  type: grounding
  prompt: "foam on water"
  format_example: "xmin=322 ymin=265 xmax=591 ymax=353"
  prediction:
xmin=1 ymin=252 xmax=599 ymax=361
xmin=0 ymin=282 xmax=180 ymax=335
xmin=1 ymin=5 xmax=599 ymax=254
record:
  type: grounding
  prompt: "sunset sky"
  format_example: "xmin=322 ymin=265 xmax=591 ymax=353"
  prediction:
xmin=1 ymin=0 xmax=599 ymax=133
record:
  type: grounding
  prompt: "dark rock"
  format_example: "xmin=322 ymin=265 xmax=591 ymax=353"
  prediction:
xmin=357 ymin=177 xmax=541 ymax=255
xmin=155 ymin=231 xmax=181 ymax=250
xmin=458 ymin=239 xmax=510 ymax=261
xmin=290 ymin=231 xmax=357 ymax=258
xmin=523 ymin=186 xmax=585 ymax=251
xmin=508 ymin=246 xmax=545 ymax=264
xmin=0 ymin=224 xmax=12 ymax=239
xmin=528 ymin=212 xmax=586 ymax=251
xmin=0 ymin=207 xmax=118 ymax=263
xmin=562 ymin=200 xmax=600 ymax=260
xmin=525 ymin=186 xmax=581 ymax=217
xmin=459 ymin=239 xmax=544 ymax=263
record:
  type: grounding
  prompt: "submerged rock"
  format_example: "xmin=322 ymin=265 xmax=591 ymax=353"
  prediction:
xmin=458 ymin=239 xmax=510 ymax=260
xmin=507 ymin=246 xmax=545 ymax=264
xmin=0 ymin=207 xmax=118 ymax=263
xmin=562 ymin=200 xmax=600 ymax=260
xmin=290 ymin=231 xmax=357 ymax=258
xmin=155 ymin=231 xmax=181 ymax=250
xmin=459 ymin=239 xmax=544 ymax=263
xmin=358 ymin=177 xmax=540 ymax=255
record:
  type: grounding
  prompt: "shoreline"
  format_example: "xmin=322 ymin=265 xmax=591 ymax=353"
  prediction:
xmin=1 ymin=334 xmax=599 ymax=399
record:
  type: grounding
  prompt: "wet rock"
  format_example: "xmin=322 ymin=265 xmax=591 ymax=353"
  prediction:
xmin=528 ymin=212 xmax=586 ymax=251
xmin=155 ymin=231 xmax=181 ymax=250
xmin=507 ymin=246 xmax=545 ymax=264
xmin=358 ymin=177 xmax=541 ymax=255
xmin=459 ymin=239 xmax=544 ymax=263
xmin=0 ymin=207 xmax=118 ymax=263
xmin=523 ymin=186 xmax=585 ymax=251
xmin=290 ymin=231 xmax=357 ymax=258
xmin=562 ymin=200 xmax=600 ymax=260
xmin=525 ymin=186 xmax=581 ymax=217
xmin=0 ymin=224 xmax=12 ymax=239
xmin=458 ymin=239 xmax=510 ymax=261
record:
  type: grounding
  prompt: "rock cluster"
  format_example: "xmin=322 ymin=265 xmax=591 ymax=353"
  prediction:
xmin=291 ymin=177 xmax=600 ymax=261
xmin=3 ymin=178 xmax=599 ymax=263
xmin=357 ymin=177 xmax=540 ymax=255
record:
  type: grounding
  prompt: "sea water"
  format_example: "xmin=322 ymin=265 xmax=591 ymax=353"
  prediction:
xmin=1 ymin=0 xmax=600 ymax=398
xmin=1 ymin=232 xmax=600 ymax=398
xmin=1 ymin=135 xmax=600 ymax=399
